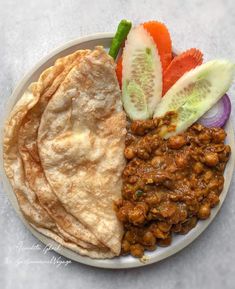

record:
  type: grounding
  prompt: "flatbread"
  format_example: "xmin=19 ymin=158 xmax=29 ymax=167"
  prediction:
xmin=4 ymin=47 xmax=126 ymax=258
xmin=17 ymin=50 xmax=104 ymax=249
xmin=32 ymin=225 xmax=114 ymax=259
xmin=38 ymin=47 xmax=126 ymax=255
xmin=4 ymin=51 xmax=99 ymax=251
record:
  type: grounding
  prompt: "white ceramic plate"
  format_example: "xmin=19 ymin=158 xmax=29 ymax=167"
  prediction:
xmin=0 ymin=33 xmax=234 ymax=269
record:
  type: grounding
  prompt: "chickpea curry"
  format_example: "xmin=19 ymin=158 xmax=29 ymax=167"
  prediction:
xmin=115 ymin=113 xmax=230 ymax=258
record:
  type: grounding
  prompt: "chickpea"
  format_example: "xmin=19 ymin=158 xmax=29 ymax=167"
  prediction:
xmin=187 ymin=202 xmax=200 ymax=215
xmin=137 ymin=147 xmax=150 ymax=160
xmin=123 ymin=165 xmax=136 ymax=177
xmin=150 ymin=135 xmax=160 ymax=150
xmin=130 ymin=158 xmax=142 ymax=167
xmin=159 ymin=203 xmax=177 ymax=218
xmin=145 ymin=194 xmax=161 ymax=206
xmin=128 ymin=203 xmax=148 ymax=225
xmin=122 ymin=184 xmax=134 ymax=199
xmin=193 ymin=162 xmax=204 ymax=174
xmin=128 ymin=175 xmax=138 ymax=184
xmin=189 ymin=174 xmax=197 ymax=189
xmin=124 ymin=147 xmax=135 ymax=159
xmin=204 ymin=152 xmax=219 ymax=167
xmin=217 ymin=176 xmax=224 ymax=191
xmin=224 ymin=145 xmax=231 ymax=155
xmin=195 ymin=189 xmax=206 ymax=200
xmin=204 ymin=170 xmax=213 ymax=182
xmin=145 ymin=244 xmax=157 ymax=251
xmin=145 ymin=177 xmax=154 ymax=184
xmin=121 ymin=240 xmax=130 ymax=253
xmin=141 ymin=138 xmax=152 ymax=154
xmin=125 ymin=133 xmax=136 ymax=146
xmin=199 ymin=132 xmax=211 ymax=144
xmin=128 ymin=209 xmax=145 ymax=225
xmin=167 ymin=163 xmax=177 ymax=173
xmin=198 ymin=203 xmax=211 ymax=219
xmin=169 ymin=194 xmax=181 ymax=202
xmin=130 ymin=122 xmax=144 ymax=135
xmin=178 ymin=225 xmax=191 ymax=235
xmin=219 ymin=145 xmax=231 ymax=161
xmin=171 ymin=223 xmax=182 ymax=233
xmin=151 ymin=226 xmax=168 ymax=239
xmin=207 ymin=179 xmax=219 ymax=191
xmin=163 ymin=179 xmax=174 ymax=189
xmin=154 ymin=172 xmax=170 ymax=184
xmin=116 ymin=207 xmax=129 ymax=222
xmin=130 ymin=244 xmax=144 ymax=258
xmin=189 ymin=216 xmax=198 ymax=228
xmin=157 ymin=236 xmax=172 ymax=247
xmin=142 ymin=231 xmax=156 ymax=246
xmin=158 ymin=222 xmax=172 ymax=232
xmin=207 ymin=192 xmax=220 ymax=207
xmin=137 ymin=202 xmax=149 ymax=212
xmin=151 ymin=156 xmax=165 ymax=168
xmin=213 ymin=129 xmax=226 ymax=143
xmin=168 ymin=135 xmax=186 ymax=149
xmin=179 ymin=217 xmax=198 ymax=234
xmin=176 ymin=154 xmax=188 ymax=168
xmin=124 ymin=230 xmax=138 ymax=244
xmin=177 ymin=208 xmax=188 ymax=223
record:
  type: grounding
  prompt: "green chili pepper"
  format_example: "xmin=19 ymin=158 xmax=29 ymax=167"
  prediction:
xmin=135 ymin=189 xmax=144 ymax=198
xmin=109 ymin=19 xmax=132 ymax=60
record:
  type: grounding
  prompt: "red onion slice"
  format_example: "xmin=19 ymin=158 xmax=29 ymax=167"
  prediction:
xmin=198 ymin=94 xmax=231 ymax=128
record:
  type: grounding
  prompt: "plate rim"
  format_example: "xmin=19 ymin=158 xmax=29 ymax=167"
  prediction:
xmin=0 ymin=33 xmax=234 ymax=269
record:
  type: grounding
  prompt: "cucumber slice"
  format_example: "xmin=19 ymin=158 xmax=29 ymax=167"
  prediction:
xmin=122 ymin=25 xmax=162 ymax=120
xmin=154 ymin=60 xmax=235 ymax=138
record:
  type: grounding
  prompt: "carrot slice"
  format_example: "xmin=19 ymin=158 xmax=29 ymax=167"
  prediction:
xmin=116 ymin=55 xmax=123 ymax=88
xmin=163 ymin=48 xmax=203 ymax=95
xmin=142 ymin=21 xmax=172 ymax=71
xmin=115 ymin=21 xmax=172 ymax=88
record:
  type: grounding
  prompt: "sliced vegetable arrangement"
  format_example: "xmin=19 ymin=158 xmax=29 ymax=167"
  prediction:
xmin=110 ymin=20 xmax=234 ymax=135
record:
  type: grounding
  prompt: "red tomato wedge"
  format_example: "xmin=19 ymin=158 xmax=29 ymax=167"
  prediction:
xmin=163 ymin=48 xmax=203 ymax=95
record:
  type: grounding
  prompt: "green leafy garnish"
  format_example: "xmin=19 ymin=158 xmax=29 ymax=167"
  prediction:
xmin=135 ymin=189 xmax=144 ymax=198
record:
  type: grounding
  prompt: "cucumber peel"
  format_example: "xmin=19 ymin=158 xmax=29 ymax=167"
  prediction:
xmin=109 ymin=19 xmax=132 ymax=59
xmin=154 ymin=60 xmax=235 ymax=138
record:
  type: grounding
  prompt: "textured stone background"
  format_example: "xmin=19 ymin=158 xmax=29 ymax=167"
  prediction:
xmin=0 ymin=0 xmax=235 ymax=288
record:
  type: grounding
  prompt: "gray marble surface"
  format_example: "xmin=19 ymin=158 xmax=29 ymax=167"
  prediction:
xmin=1 ymin=0 xmax=235 ymax=288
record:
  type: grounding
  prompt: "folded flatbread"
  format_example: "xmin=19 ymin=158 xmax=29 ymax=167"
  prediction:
xmin=3 ymin=46 xmax=126 ymax=258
